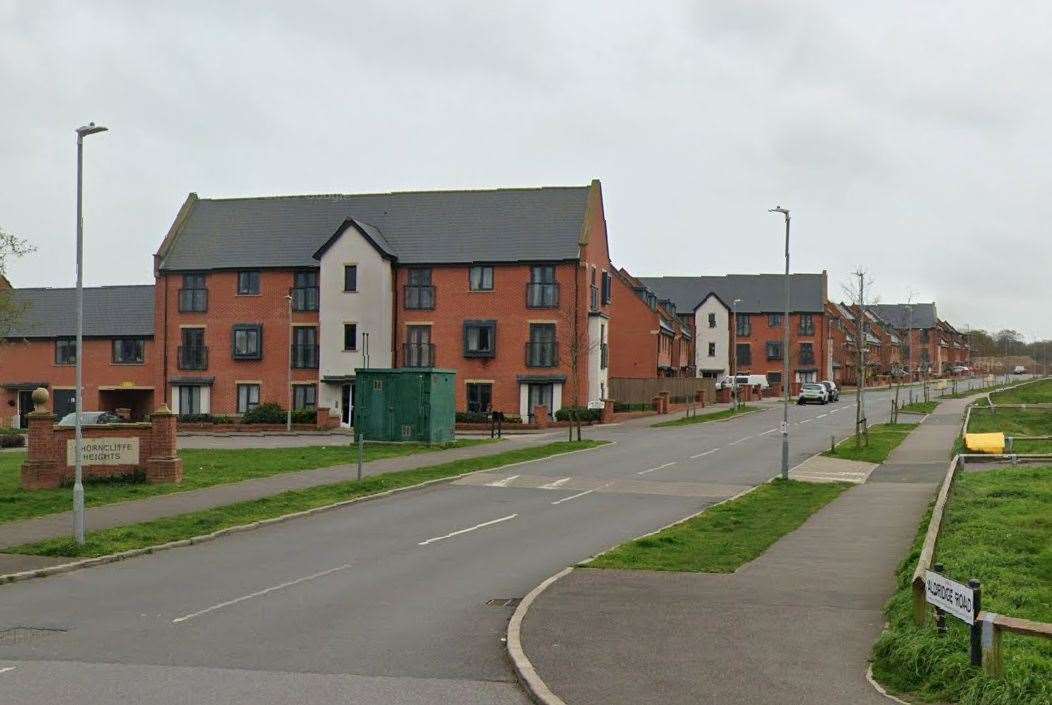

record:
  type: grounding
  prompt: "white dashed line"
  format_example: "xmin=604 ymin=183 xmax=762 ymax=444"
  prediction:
xmin=637 ymin=462 xmax=677 ymax=475
xmin=418 ymin=514 xmax=518 ymax=546
xmin=0 ymin=667 xmax=15 ymax=675
xmin=816 ymin=414 xmax=828 ymax=419
xmin=486 ymin=474 xmax=520 ymax=488
xmin=690 ymin=448 xmax=719 ymax=459
xmin=728 ymin=436 xmax=752 ymax=445
xmin=552 ymin=482 xmax=612 ymax=505
xmin=759 ymin=428 xmax=778 ymax=435
xmin=799 ymin=418 xmax=812 ymax=424
xmin=539 ymin=477 xmax=571 ymax=489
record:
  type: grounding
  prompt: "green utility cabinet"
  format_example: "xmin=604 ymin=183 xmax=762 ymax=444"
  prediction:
xmin=354 ymin=368 xmax=456 ymax=443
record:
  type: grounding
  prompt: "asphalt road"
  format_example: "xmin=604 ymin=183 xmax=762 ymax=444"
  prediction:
xmin=0 ymin=379 xmax=992 ymax=704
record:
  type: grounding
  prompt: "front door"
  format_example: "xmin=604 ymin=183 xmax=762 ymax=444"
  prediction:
xmin=53 ymin=389 xmax=77 ymax=421
xmin=17 ymin=390 xmax=34 ymax=429
xmin=341 ymin=383 xmax=354 ymax=427
xmin=527 ymin=383 xmax=554 ymax=417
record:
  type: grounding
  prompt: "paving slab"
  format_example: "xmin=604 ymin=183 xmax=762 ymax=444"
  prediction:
xmin=789 ymin=454 xmax=877 ymax=484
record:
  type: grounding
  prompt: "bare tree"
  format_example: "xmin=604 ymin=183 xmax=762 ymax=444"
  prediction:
xmin=841 ymin=269 xmax=877 ymax=447
xmin=0 ymin=227 xmax=34 ymax=340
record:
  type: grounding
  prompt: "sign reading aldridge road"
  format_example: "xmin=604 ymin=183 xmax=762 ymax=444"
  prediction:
xmin=925 ymin=570 xmax=977 ymax=624
xmin=66 ymin=437 xmax=140 ymax=466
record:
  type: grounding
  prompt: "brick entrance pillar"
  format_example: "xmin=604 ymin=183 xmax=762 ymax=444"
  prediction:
xmin=532 ymin=405 xmax=550 ymax=428
xmin=145 ymin=405 xmax=183 ymax=484
xmin=21 ymin=388 xmax=59 ymax=490
xmin=600 ymin=399 xmax=615 ymax=424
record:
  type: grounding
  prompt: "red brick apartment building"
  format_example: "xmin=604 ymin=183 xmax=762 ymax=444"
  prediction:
xmin=0 ymin=285 xmax=156 ymax=427
xmin=609 ymin=269 xmax=693 ymax=379
xmin=150 ymin=181 xmax=639 ymax=421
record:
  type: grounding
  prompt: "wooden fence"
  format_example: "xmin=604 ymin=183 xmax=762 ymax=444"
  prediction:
xmin=608 ymin=377 xmax=716 ymax=406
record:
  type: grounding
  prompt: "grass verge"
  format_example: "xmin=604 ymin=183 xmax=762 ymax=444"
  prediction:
xmin=989 ymin=378 xmax=1052 ymax=404
xmin=901 ymin=401 xmax=939 ymax=414
xmin=651 ymin=405 xmax=761 ymax=428
xmin=967 ymin=407 xmax=1052 ymax=454
xmin=822 ymin=423 xmax=917 ymax=464
xmin=7 ymin=440 xmax=606 ymax=559
xmin=0 ymin=440 xmax=491 ymax=524
xmin=871 ymin=466 xmax=1052 ymax=705
xmin=586 ymin=479 xmax=849 ymax=572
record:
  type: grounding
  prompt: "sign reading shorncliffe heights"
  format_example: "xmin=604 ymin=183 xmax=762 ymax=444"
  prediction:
xmin=67 ymin=438 xmax=140 ymax=466
xmin=925 ymin=570 xmax=976 ymax=624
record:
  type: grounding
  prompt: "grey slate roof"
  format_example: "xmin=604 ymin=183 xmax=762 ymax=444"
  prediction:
xmin=867 ymin=303 xmax=938 ymax=330
xmin=637 ymin=274 xmax=827 ymax=314
xmin=3 ymin=285 xmax=154 ymax=338
xmin=158 ymin=186 xmax=592 ymax=270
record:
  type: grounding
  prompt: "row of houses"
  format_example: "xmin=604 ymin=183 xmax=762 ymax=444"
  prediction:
xmin=0 ymin=180 xmax=972 ymax=428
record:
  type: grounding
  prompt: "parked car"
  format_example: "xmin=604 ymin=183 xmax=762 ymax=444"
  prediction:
xmin=797 ymin=383 xmax=829 ymax=405
xmin=951 ymin=365 xmax=970 ymax=374
xmin=56 ymin=411 xmax=121 ymax=427
xmin=1013 ymin=365 xmax=1026 ymax=375
xmin=717 ymin=374 xmax=770 ymax=390
xmin=820 ymin=380 xmax=840 ymax=401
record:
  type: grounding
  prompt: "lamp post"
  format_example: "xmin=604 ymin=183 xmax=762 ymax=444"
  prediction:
xmin=73 ymin=122 xmax=107 ymax=545
xmin=730 ymin=298 xmax=742 ymax=410
xmin=769 ymin=206 xmax=790 ymax=480
xmin=286 ymin=293 xmax=293 ymax=431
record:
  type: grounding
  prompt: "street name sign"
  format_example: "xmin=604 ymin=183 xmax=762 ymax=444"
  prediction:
xmin=925 ymin=570 xmax=976 ymax=624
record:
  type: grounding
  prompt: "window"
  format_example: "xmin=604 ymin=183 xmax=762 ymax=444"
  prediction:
xmin=527 ymin=383 xmax=554 ymax=415
xmin=767 ymin=371 xmax=782 ymax=386
xmin=112 ymin=338 xmax=145 ymax=364
xmin=526 ymin=323 xmax=557 ymax=367
xmin=291 ymin=326 xmax=318 ymax=368
xmin=735 ymin=314 xmax=751 ymax=337
xmin=343 ymin=323 xmax=357 ymax=351
xmin=179 ymin=273 xmax=208 ymax=312
xmin=735 ymin=343 xmax=751 ymax=367
xmin=766 ymin=341 xmax=783 ymax=360
xmin=236 ymin=384 xmax=260 ymax=413
xmin=232 ymin=324 xmax=262 ymax=360
xmin=800 ymin=342 xmax=815 ymax=365
xmin=464 ymin=320 xmax=496 ymax=357
xmin=526 ymin=265 xmax=558 ymax=308
xmin=343 ymin=265 xmax=357 ymax=292
xmin=292 ymin=384 xmax=317 ymax=411
xmin=292 ymin=271 xmax=319 ymax=311
xmin=178 ymin=385 xmax=201 ymax=415
xmin=708 ymin=312 xmax=717 ymax=328
xmin=708 ymin=342 xmax=716 ymax=357
xmin=469 ymin=266 xmax=493 ymax=291
xmin=600 ymin=323 xmax=608 ymax=369
xmin=467 ymin=383 xmax=492 ymax=414
xmin=55 ymin=337 xmax=76 ymax=365
xmin=799 ymin=314 xmax=815 ymax=336
xmin=237 ymin=271 xmax=260 ymax=295
xmin=405 ymin=325 xmax=433 ymax=367
xmin=601 ymin=271 xmax=612 ymax=304
xmin=179 ymin=328 xmax=207 ymax=370
xmin=405 ymin=268 xmax=435 ymax=309
xmin=768 ymin=313 xmax=782 ymax=327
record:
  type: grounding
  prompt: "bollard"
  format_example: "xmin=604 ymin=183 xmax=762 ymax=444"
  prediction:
xmin=357 ymin=431 xmax=364 ymax=482
xmin=934 ymin=563 xmax=947 ymax=636
xmin=830 ymin=434 xmax=836 ymax=454
xmin=969 ymin=579 xmax=982 ymax=667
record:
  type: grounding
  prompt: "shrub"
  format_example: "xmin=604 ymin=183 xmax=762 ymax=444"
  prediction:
xmin=241 ymin=402 xmax=286 ymax=424
xmin=455 ymin=412 xmax=523 ymax=424
xmin=614 ymin=402 xmax=651 ymax=412
xmin=291 ymin=409 xmax=316 ymax=424
xmin=0 ymin=433 xmax=25 ymax=448
xmin=554 ymin=406 xmax=602 ymax=423
xmin=178 ymin=413 xmax=214 ymax=423
xmin=211 ymin=415 xmax=234 ymax=424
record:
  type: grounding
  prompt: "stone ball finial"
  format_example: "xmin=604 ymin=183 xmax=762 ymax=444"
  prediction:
xmin=31 ymin=387 xmax=49 ymax=412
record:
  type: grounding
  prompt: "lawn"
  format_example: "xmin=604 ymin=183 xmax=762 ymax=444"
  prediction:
xmin=586 ymin=479 xmax=849 ymax=572
xmin=0 ymin=440 xmax=491 ymax=524
xmin=967 ymin=408 xmax=1052 ymax=454
xmin=8 ymin=440 xmax=606 ymax=559
xmin=901 ymin=401 xmax=939 ymax=414
xmin=990 ymin=378 xmax=1052 ymax=405
xmin=651 ymin=405 xmax=761 ymax=428
xmin=871 ymin=466 xmax=1052 ymax=705
xmin=822 ymin=423 xmax=917 ymax=464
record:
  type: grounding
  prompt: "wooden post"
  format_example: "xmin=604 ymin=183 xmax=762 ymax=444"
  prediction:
xmin=969 ymin=579 xmax=983 ymax=667
xmin=981 ymin=615 xmax=1003 ymax=678
xmin=912 ymin=576 xmax=927 ymax=625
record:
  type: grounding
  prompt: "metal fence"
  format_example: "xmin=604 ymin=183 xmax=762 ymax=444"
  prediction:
xmin=608 ymin=377 xmax=716 ymax=405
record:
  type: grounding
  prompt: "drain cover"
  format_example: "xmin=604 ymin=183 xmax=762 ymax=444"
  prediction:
xmin=0 ymin=627 xmax=67 ymax=644
xmin=483 ymin=598 xmax=522 ymax=608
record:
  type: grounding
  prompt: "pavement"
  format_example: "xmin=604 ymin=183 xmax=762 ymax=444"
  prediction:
xmin=0 ymin=378 xmax=994 ymax=704
xmin=517 ymin=394 xmax=978 ymax=705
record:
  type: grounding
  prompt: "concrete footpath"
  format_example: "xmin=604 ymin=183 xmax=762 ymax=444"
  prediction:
xmin=517 ymin=396 xmax=974 ymax=705
xmin=0 ymin=436 xmax=544 ymax=560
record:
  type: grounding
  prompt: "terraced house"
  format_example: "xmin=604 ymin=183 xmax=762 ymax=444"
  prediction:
xmin=152 ymin=181 xmax=628 ymax=421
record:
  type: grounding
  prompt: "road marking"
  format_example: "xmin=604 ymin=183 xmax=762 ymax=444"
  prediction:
xmin=799 ymin=418 xmax=812 ymax=424
xmin=172 ymin=563 xmax=354 ymax=623
xmin=637 ymin=461 xmax=677 ymax=475
xmin=418 ymin=514 xmax=518 ymax=546
xmin=486 ymin=474 xmax=520 ymax=488
xmin=816 ymin=414 xmax=828 ymax=419
xmin=539 ymin=477 xmax=572 ymax=489
xmin=690 ymin=448 xmax=719 ymax=458
xmin=728 ymin=436 xmax=752 ymax=445
xmin=0 ymin=667 xmax=16 ymax=675
xmin=551 ymin=482 xmax=613 ymax=505
xmin=759 ymin=428 xmax=778 ymax=435
xmin=829 ymin=408 xmax=842 ymax=414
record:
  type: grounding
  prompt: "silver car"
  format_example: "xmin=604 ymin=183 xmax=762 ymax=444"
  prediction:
xmin=56 ymin=411 xmax=121 ymax=427
xmin=797 ymin=383 xmax=829 ymax=405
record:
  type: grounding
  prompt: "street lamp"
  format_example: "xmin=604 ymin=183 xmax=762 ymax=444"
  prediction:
xmin=73 ymin=122 xmax=108 ymax=545
xmin=730 ymin=298 xmax=742 ymax=410
xmin=769 ymin=206 xmax=790 ymax=480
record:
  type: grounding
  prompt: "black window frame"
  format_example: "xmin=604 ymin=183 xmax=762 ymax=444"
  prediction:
xmin=526 ymin=265 xmax=559 ymax=309
xmin=766 ymin=341 xmax=783 ymax=360
xmin=343 ymin=265 xmax=358 ymax=293
xmin=178 ymin=385 xmax=201 ymax=415
xmin=292 ymin=384 xmax=317 ymax=411
xmin=291 ymin=326 xmax=319 ymax=369
xmin=735 ymin=314 xmax=751 ymax=337
xmin=768 ymin=313 xmax=783 ymax=328
xmin=463 ymin=320 xmax=497 ymax=358
xmin=799 ymin=314 xmax=815 ymax=336
xmin=601 ymin=271 xmax=612 ymax=304
xmin=236 ymin=383 xmax=261 ymax=414
xmin=232 ymin=324 xmax=263 ymax=360
xmin=112 ymin=337 xmax=145 ymax=364
xmin=708 ymin=312 xmax=717 ymax=328
xmin=55 ymin=337 xmax=77 ymax=365
xmin=405 ymin=268 xmax=435 ymax=310
xmin=237 ymin=270 xmax=261 ymax=295
xmin=799 ymin=342 xmax=815 ymax=365
xmin=526 ymin=323 xmax=558 ymax=367
xmin=343 ymin=323 xmax=357 ymax=351
xmin=291 ymin=270 xmax=320 ymax=312
xmin=735 ymin=343 xmax=751 ymax=367
xmin=469 ymin=266 xmax=494 ymax=292
xmin=466 ymin=383 xmax=493 ymax=414
xmin=179 ymin=273 xmax=208 ymax=313
xmin=708 ymin=342 xmax=716 ymax=357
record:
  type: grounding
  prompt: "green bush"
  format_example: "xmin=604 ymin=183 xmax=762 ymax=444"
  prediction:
xmin=455 ymin=412 xmax=523 ymax=424
xmin=554 ymin=406 xmax=602 ymax=422
xmin=178 ymin=413 xmax=214 ymax=423
xmin=241 ymin=402 xmax=286 ymax=424
xmin=211 ymin=415 xmax=234 ymax=424
xmin=291 ymin=409 xmax=316 ymax=424
xmin=0 ymin=433 xmax=25 ymax=448
xmin=614 ymin=402 xmax=651 ymax=412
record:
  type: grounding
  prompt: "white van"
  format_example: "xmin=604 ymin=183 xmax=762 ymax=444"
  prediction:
xmin=718 ymin=374 xmax=770 ymax=390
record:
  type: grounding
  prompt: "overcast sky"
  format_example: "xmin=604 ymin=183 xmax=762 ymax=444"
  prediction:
xmin=2 ymin=1 xmax=1049 ymax=338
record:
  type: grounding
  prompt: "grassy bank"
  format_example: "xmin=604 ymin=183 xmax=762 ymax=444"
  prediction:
xmin=967 ymin=408 xmax=1052 ymax=453
xmin=586 ymin=479 xmax=848 ymax=572
xmin=0 ymin=440 xmax=491 ymax=524
xmin=8 ymin=440 xmax=606 ymax=559
xmin=822 ymin=423 xmax=917 ymax=464
xmin=871 ymin=466 xmax=1052 ymax=705
xmin=651 ymin=405 xmax=761 ymax=428
xmin=990 ymin=378 xmax=1052 ymax=404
